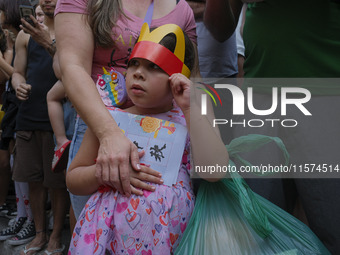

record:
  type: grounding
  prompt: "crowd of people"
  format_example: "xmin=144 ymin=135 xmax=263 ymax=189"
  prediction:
xmin=0 ymin=0 xmax=338 ymax=254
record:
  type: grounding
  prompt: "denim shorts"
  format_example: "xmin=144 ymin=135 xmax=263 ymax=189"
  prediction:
xmin=63 ymin=100 xmax=76 ymax=140
xmin=67 ymin=116 xmax=91 ymax=219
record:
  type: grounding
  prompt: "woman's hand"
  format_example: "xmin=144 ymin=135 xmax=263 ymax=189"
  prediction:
xmin=95 ymin=133 xmax=163 ymax=196
xmin=95 ymin=132 xmax=138 ymax=196
xmin=95 ymin=136 xmax=163 ymax=196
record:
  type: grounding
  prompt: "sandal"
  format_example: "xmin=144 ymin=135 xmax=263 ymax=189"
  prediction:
xmin=43 ymin=244 xmax=65 ymax=255
xmin=51 ymin=140 xmax=71 ymax=173
xmin=22 ymin=243 xmax=46 ymax=255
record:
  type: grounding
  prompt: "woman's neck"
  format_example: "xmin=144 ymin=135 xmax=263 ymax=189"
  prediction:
xmin=122 ymin=0 xmax=177 ymax=19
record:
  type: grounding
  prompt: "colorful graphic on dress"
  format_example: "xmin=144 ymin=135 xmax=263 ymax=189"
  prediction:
xmin=96 ymin=67 xmax=127 ymax=107
xmin=110 ymin=108 xmax=188 ymax=186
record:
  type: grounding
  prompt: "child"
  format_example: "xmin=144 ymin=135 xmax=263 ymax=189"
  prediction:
xmin=66 ymin=23 xmax=228 ymax=254
xmin=47 ymin=48 xmax=77 ymax=173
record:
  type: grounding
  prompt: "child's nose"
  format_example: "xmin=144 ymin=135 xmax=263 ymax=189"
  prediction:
xmin=133 ymin=68 xmax=145 ymax=80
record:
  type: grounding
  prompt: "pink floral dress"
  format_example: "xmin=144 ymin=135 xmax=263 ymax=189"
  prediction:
xmin=68 ymin=108 xmax=195 ymax=255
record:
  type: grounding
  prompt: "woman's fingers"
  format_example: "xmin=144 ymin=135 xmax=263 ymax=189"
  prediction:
xmin=94 ymin=162 xmax=104 ymax=186
xmin=130 ymin=143 xmax=141 ymax=172
xmin=118 ymin=159 xmax=131 ymax=196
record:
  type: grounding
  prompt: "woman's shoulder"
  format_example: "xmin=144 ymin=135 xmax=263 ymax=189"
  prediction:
xmin=152 ymin=0 xmax=197 ymax=43
xmin=55 ymin=0 xmax=88 ymax=15
xmin=152 ymin=0 xmax=194 ymax=24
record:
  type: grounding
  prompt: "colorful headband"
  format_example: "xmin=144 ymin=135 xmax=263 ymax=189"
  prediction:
xmin=129 ymin=23 xmax=191 ymax=78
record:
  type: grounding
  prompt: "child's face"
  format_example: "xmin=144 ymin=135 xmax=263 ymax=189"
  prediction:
xmin=126 ymin=58 xmax=173 ymax=113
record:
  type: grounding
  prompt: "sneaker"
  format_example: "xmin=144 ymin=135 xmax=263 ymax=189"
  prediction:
xmin=0 ymin=203 xmax=10 ymax=217
xmin=7 ymin=221 xmax=36 ymax=246
xmin=6 ymin=208 xmax=18 ymax=219
xmin=0 ymin=202 xmax=17 ymax=219
xmin=8 ymin=218 xmax=16 ymax=227
xmin=0 ymin=217 xmax=27 ymax=241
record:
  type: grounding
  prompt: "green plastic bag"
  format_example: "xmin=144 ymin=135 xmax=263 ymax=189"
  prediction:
xmin=175 ymin=135 xmax=330 ymax=255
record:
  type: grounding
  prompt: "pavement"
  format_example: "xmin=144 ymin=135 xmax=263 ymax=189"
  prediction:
xmin=0 ymin=214 xmax=71 ymax=255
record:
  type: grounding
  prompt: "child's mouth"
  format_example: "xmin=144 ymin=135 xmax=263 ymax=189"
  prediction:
xmin=131 ymin=84 xmax=145 ymax=94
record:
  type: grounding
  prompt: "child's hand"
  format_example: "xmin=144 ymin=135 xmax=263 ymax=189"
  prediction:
xmin=169 ymin=73 xmax=192 ymax=114
xmin=129 ymin=164 xmax=164 ymax=196
xmin=129 ymin=151 xmax=164 ymax=196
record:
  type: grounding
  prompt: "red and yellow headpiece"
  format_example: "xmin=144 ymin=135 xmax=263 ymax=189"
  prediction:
xmin=129 ymin=23 xmax=191 ymax=78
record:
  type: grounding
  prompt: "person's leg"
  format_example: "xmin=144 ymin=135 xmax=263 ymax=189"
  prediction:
xmin=0 ymin=149 xmax=11 ymax=206
xmin=5 ymin=181 xmax=36 ymax=246
xmin=45 ymin=188 xmax=68 ymax=253
xmin=17 ymin=181 xmax=49 ymax=255
xmin=0 ymin=181 xmax=28 ymax=241
xmin=12 ymin=131 xmax=48 ymax=254
xmin=6 ymin=182 xmax=35 ymax=245
xmin=16 ymin=182 xmax=33 ymax=221
xmin=15 ymin=182 xmax=28 ymax=219
xmin=42 ymin=130 xmax=68 ymax=254
xmin=47 ymin=80 xmax=69 ymax=149
xmin=29 ymin=182 xmax=48 ymax=237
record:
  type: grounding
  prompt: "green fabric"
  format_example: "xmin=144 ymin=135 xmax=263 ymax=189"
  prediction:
xmin=243 ymin=0 xmax=340 ymax=95
xmin=175 ymin=134 xmax=331 ymax=255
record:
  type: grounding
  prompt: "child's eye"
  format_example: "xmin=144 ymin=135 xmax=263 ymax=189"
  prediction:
xmin=128 ymin=59 xmax=139 ymax=67
xmin=150 ymin=63 xmax=161 ymax=70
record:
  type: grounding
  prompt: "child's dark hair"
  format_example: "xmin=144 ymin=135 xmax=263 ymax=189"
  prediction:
xmin=158 ymin=31 xmax=195 ymax=72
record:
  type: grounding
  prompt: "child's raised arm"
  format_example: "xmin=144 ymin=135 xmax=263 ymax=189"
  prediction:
xmin=170 ymin=73 xmax=229 ymax=182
